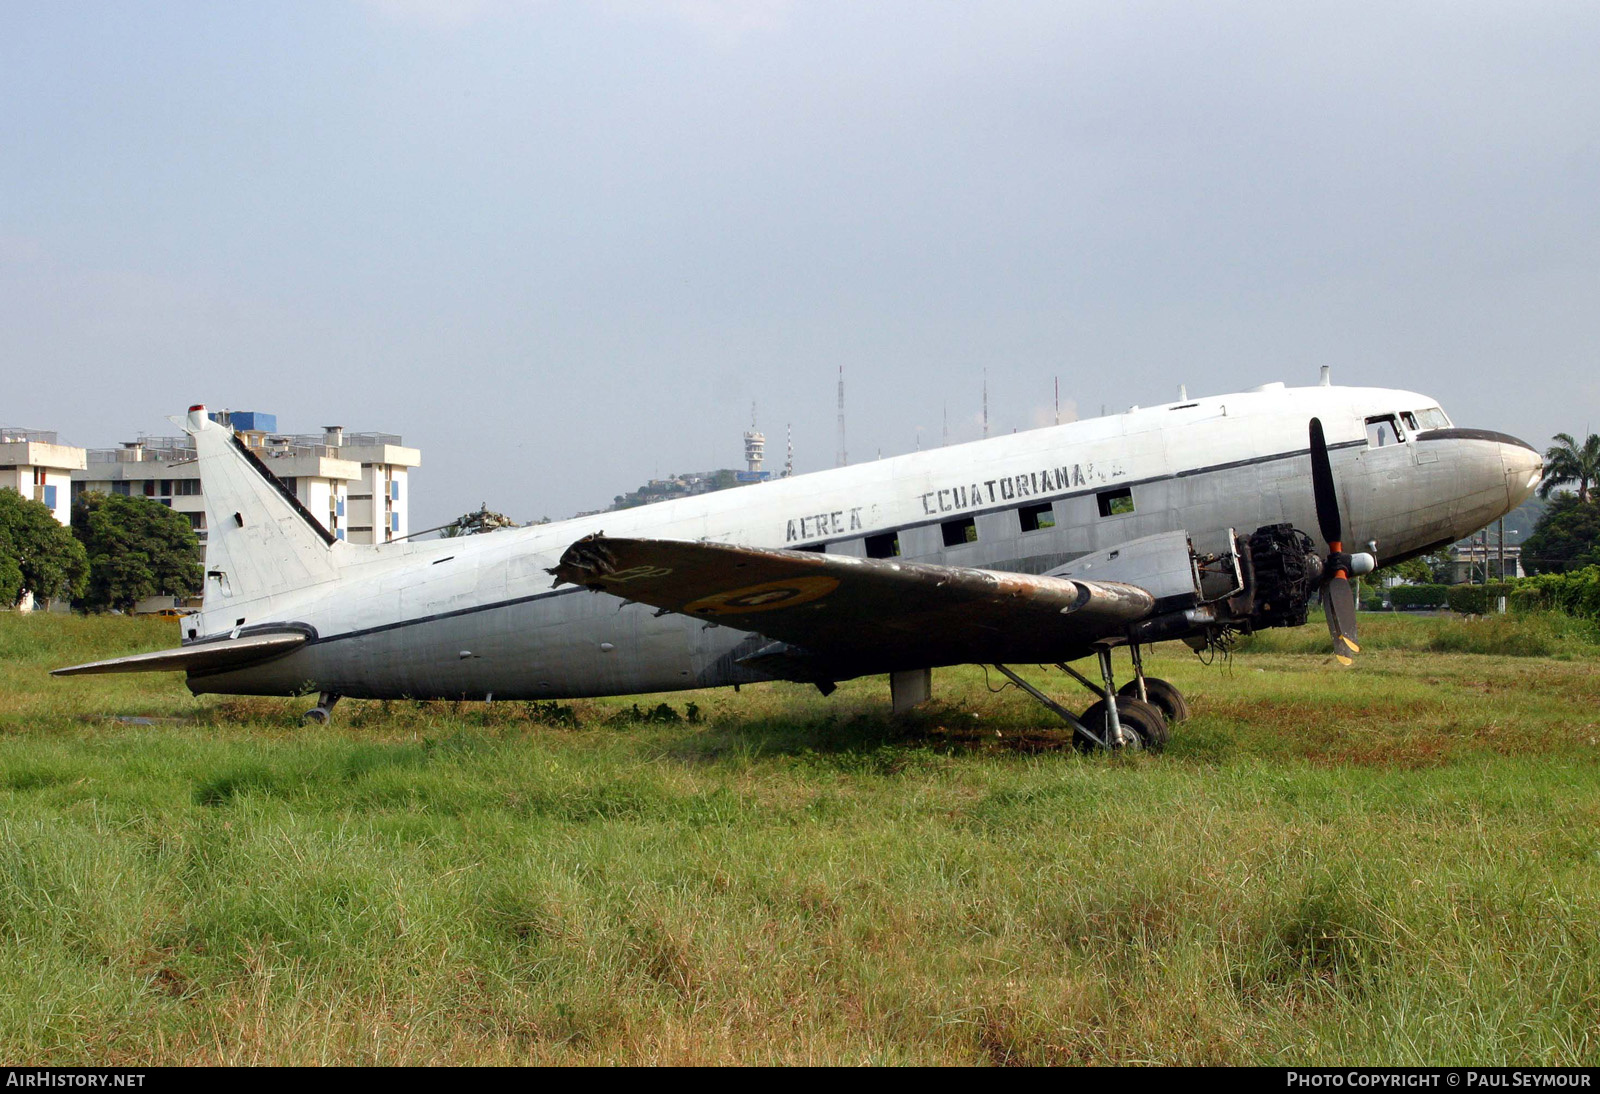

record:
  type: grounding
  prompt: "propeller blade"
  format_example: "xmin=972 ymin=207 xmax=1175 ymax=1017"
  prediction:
xmin=1324 ymin=575 xmax=1361 ymax=666
xmin=1308 ymin=417 xmax=1342 ymax=547
xmin=1310 ymin=418 xmax=1360 ymax=665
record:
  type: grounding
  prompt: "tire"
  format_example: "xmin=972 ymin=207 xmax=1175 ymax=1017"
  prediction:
xmin=1075 ymin=696 xmax=1169 ymax=753
xmin=1118 ymin=677 xmax=1191 ymax=724
xmin=301 ymin=707 xmax=330 ymax=725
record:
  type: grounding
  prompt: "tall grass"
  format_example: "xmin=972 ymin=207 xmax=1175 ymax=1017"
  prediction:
xmin=1239 ymin=608 xmax=1600 ymax=659
xmin=2 ymin=612 xmax=1598 ymax=1064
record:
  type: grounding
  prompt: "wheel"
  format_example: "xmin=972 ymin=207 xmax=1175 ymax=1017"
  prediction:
xmin=1075 ymin=696 xmax=1169 ymax=753
xmin=301 ymin=707 xmax=330 ymax=725
xmin=1118 ymin=677 xmax=1191 ymax=723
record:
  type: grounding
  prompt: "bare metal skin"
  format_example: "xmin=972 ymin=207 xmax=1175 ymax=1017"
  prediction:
xmin=55 ymin=386 xmax=1540 ymax=717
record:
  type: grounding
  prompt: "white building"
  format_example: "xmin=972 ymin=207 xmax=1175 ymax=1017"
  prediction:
xmin=0 ymin=427 xmax=87 ymax=610
xmin=72 ymin=411 xmax=420 ymax=545
xmin=1 ymin=427 xmax=86 ymax=527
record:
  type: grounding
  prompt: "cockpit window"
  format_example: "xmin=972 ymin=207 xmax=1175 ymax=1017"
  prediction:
xmin=1401 ymin=411 xmax=1419 ymax=432
xmin=1413 ymin=407 xmax=1451 ymax=430
xmin=1366 ymin=415 xmax=1403 ymax=447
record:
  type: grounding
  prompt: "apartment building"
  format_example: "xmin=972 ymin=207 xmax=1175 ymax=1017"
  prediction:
xmin=0 ymin=426 xmax=86 ymax=527
xmin=71 ymin=411 xmax=420 ymax=545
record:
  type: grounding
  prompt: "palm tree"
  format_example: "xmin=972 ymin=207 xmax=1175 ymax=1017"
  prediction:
xmin=1539 ymin=432 xmax=1600 ymax=504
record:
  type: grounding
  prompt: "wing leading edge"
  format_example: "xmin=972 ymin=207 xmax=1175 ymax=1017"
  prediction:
xmin=51 ymin=632 xmax=307 ymax=677
xmin=551 ymin=535 xmax=1156 ymax=678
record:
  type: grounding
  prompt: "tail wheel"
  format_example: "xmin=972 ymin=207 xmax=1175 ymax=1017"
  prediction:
xmin=1076 ymin=696 xmax=1169 ymax=753
xmin=1118 ymin=678 xmax=1191 ymax=724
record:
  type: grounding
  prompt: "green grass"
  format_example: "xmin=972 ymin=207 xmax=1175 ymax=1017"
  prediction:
xmin=2 ymin=611 xmax=1599 ymax=1064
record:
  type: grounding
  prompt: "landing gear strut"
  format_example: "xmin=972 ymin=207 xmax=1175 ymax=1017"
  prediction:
xmin=992 ymin=664 xmax=1107 ymax=749
xmin=301 ymin=691 xmax=340 ymax=725
xmin=995 ymin=645 xmax=1186 ymax=752
xmin=1118 ymin=643 xmax=1192 ymax=724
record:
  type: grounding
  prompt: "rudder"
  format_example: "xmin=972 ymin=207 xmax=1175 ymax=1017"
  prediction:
xmin=185 ymin=405 xmax=344 ymax=627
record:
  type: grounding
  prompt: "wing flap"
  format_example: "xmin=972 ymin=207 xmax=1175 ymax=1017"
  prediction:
xmin=551 ymin=535 xmax=1155 ymax=673
xmin=51 ymin=632 xmax=307 ymax=677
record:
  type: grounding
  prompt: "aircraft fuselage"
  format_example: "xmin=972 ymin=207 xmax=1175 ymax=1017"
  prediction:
xmin=186 ymin=383 xmax=1541 ymax=701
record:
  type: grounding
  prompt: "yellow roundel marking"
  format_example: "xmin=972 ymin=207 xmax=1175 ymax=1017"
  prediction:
xmin=685 ymin=576 xmax=840 ymax=615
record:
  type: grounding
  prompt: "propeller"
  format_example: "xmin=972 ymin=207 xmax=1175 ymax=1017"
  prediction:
xmin=1309 ymin=418 xmax=1362 ymax=666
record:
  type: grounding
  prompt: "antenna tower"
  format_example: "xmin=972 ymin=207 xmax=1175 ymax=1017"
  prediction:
xmin=742 ymin=401 xmax=766 ymax=473
xmin=836 ymin=366 xmax=847 ymax=466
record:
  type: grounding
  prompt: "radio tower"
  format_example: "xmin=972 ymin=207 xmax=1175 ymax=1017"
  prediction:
xmin=743 ymin=402 xmax=766 ymax=474
xmin=784 ymin=423 xmax=793 ymax=478
xmin=836 ymin=365 xmax=847 ymax=467
xmin=982 ymin=369 xmax=989 ymax=439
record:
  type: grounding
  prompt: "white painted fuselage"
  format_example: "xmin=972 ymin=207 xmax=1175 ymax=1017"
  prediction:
xmin=185 ymin=383 xmax=1540 ymax=700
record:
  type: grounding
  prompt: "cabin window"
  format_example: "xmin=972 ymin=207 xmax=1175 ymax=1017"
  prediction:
xmin=1018 ymin=502 xmax=1056 ymax=533
xmin=1365 ymin=415 xmax=1403 ymax=447
xmin=1097 ymin=487 xmax=1134 ymax=517
xmin=941 ymin=517 xmax=978 ymax=547
xmin=865 ymin=532 xmax=900 ymax=558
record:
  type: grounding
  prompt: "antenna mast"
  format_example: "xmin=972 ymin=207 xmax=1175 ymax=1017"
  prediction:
xmin=982 ymin=369 xmax=989 ymax=439
xmin=836 ymin=366 xmax=847 ymax=467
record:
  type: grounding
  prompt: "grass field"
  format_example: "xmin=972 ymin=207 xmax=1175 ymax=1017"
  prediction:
xmin=3 ymin=611 xmax=1599 ymax=1065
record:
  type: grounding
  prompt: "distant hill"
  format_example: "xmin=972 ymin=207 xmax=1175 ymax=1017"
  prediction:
xmin=606 ymin=469 xmax=755 ymax=513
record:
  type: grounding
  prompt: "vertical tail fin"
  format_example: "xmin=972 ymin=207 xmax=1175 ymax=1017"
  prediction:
xmin=187 ymin=406 xmax=342 ymax=623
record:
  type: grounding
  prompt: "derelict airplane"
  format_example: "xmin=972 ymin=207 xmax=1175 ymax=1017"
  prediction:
xmin=54 ymin=374 xmax=1543 ymax=750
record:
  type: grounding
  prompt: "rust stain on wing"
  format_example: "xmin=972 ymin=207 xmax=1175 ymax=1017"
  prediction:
xmin=550 ymin=534 xmax=1156 ymax=674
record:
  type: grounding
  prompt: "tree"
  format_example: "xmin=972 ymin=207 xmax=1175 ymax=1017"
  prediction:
xmin=72 ymin=492 xmax=203 ymax=612
xmin=1423 ymin=551 xmax=1456 ymax=584
xmin=1522 ymin=494 xmax=1600 ymax=574
xmin=1376 ymin=556 xmax=1433 ymax=585
xmin=1539 ymin=432 xmax=1600 ymax=504
xmin=0 ymin=489 xmax=89 ymax=607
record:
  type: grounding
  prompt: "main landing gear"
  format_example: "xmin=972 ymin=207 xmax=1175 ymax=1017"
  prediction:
xmin=301 ymin=691 xmax=340 ymax=725
xmin=993 ymin=645 xmax=1189 ymax=753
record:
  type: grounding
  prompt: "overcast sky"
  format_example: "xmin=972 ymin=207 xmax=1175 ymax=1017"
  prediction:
xmin=5 ymin=1 xmax=1598 ymax=529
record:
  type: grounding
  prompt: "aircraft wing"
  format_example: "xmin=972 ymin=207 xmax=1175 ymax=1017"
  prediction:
xmin=551 ymin=535 xmax=1156 ymax=678
xmin=51 ymin=632 xmax=307 ymax=677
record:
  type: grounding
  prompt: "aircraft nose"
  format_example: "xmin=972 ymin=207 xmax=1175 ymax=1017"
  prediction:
xmin=1500 ymin=435 xmax=1542 ymax=508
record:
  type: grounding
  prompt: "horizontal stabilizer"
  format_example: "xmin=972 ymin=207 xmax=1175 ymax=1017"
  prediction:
xmin=51 ymin=632 xmax=307 ymax=677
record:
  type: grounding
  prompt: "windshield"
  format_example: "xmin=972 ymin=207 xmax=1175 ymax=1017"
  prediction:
xmin=1413 ymin=407 xmax=1451 ymax=430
